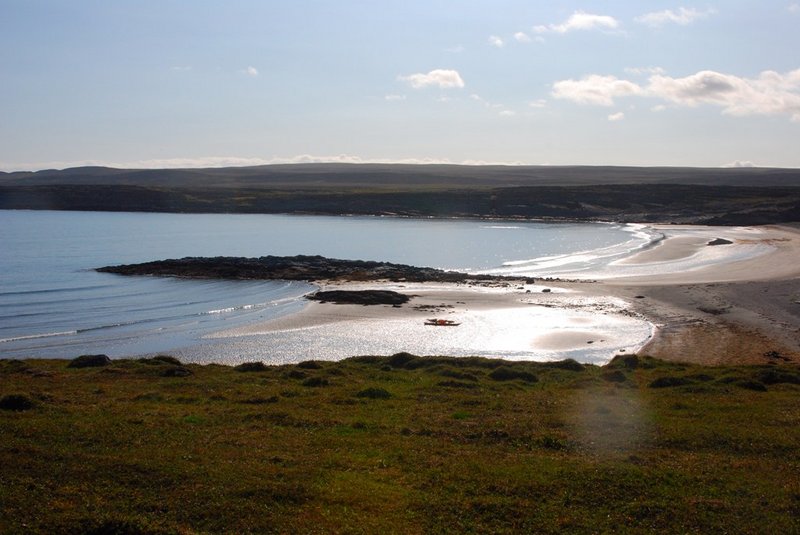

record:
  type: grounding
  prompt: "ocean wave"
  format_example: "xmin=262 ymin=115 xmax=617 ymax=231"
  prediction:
xmin=0 ymin=330 xmax=78 ymax=343
xmin=481 ymin=224 xmax=664 ymax=278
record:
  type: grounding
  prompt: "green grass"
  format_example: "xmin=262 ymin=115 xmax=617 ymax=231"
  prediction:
xmin=1 ymin=355 xmax=799 ymax=534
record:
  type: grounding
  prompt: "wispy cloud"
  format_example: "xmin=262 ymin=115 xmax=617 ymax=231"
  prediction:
xmin=552 ymin=69 xmax=800 ymax=121
xmin=170 ymin=66 xmax=192 ymax=72
xmin=607 ymin=112 xmax=625 ymax=121
xmin=534 ymin=11 xmax=620 ymax=34
xmin=513 ymin=32 xmax=531 ymax=43
xmin=384 ymin=94 xmax=406 ymax=101
xmin=636 ymin=7 xmax=716 ymax=27
xmin=528 ymin=99 xmax=547 ymax=108
xmin=445 ymin=45 xmax=465 ymax=53
xmin=552 ymin=75 xmax=642 ymax=105
xmin=790 ymin=3 xmax=800 ymax=13
xmin=243 ymin=66 xmax=259 ymax=77
xmin=399 ymin=69 xmax=465 ymax=89
xmin=488 ymin=35 xmax=504 ymax=47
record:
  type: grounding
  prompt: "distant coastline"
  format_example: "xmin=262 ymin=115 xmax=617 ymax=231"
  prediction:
xmin=2 ymin=163 xmax=800 ymax=225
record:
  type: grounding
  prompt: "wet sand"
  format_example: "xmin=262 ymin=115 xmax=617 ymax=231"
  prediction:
xmin=604 ymin=224 xmax=800 ymax=364
xmin=213 ymin=224 xmax=800 ymax=365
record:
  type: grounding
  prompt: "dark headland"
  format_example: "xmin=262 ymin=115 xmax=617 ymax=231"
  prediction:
xmin=3 ymin=163 xmax=800 ymax=224
xmin=97 ymin=255 xmax=528 ymax=284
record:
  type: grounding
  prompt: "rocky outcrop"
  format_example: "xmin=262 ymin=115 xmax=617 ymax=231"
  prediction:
xmin=97 ymin=255 xmax=525 ymax=284
xmin=307 ymin=290 xmax=410 ymax=305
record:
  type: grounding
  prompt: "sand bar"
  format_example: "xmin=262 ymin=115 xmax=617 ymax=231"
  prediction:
xmin=208 ymin=224 xmax=800 ymax=366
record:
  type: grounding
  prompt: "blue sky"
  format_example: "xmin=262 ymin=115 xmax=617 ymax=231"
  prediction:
xmin=1 ymin=1 xmax=799 ymax=170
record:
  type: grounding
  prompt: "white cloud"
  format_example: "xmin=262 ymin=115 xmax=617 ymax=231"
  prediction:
xmin=528 ymin=99 xmax=547 ymax=108
xmin=789 ymin=3 xmax=800 ymax=12
xmin=625 ymin=66 xmax=666 ymax=76
xmin=552 ymin=75 xmax=643 ymax=106
xmin=499 ymin=110 xmax=516 ymax=117
xmin=384 ymin=94 xmax=406 ymax=101
xmin=445 ymin=45 xmax=465 ymax=53
xmin=514 ymin=32 xmax=531 ymax=43
xmin=636 ymin=7 xmax=716 ymax=26
xmin=242 ymin=66 xmax=259 ymax=77
xmin=399 ymin=69 xmax=465 ymax=89
xmin=552 ymin=68 xmax=800 ymax=121
xmin=648 ymin=69 xmax=800 ymax=120
xmin=488 ymin=35 xmax=504 ymax=47
xmin=722 ymin=160 xmax=758 ymax=168
xmin=535 ymin=11 xmax=620 ymax=34
xmin=608 ymin=112 xmax=625 ymax=121
xmin=651 ymin=104 xmax=667 ymax=112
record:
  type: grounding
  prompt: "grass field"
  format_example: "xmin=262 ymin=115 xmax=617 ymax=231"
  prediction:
xmin=2 ymin=354 xmax=799 ymax=534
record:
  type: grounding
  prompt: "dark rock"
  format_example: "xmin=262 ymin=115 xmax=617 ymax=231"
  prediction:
xmin=307 ymin=290 xmax=410 ymax=305
xmin=97 ymin=255 xmax=526 ymax=284
xmin=68 ymin=354 xmax=111 ymax=368
xmin=707 ymin=238 xmax=733 ymax=246
xmin=0 ymin=394 xmax=35 ymax=411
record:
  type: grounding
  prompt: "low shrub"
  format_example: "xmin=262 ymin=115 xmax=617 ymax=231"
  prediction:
xmin=545 ymin=359 xmax=585 ymax=372
xmin=437 ymin=380 xmax=479 ymax=389
xmin=160 ymin=366 xmax=193 ymax=378
xmin=356 ymin=387 xmax=392 ymax=399
xmin=297 ymin=360 xmax=323 ymax=370
xmin=67 ymin=354 xmax=111 ymax=368
xmin=302 ymin=377 xmax=330 ymax=387
xmin=234 ymin=362 xmax=269 ymax=372
xmin=737 ymin=380 xmax=768 ymax=392
xmin=757 ymin=369 xmax=800 ymax=385
xmin=649 ymin=376 xmax=693 ymax=388
xmin=388 ymin=352 xmax=417 ymax=368
xmin=488 ymin=367 xmax=538 ymax=383
xmin=0 ymin=394 xmax=35 ymax=411
xmin=602 ymin=370 xmax=627 ymax=383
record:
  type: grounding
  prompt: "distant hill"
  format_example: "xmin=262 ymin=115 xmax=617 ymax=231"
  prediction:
xmin=2 ymin=163 xmax=800 ymax=188
xmin=1 ymin=163 xmax=799 ymax=224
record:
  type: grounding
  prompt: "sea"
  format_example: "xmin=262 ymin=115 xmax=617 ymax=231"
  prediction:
xmin=0 ymin=210 xmax=661 ymax=363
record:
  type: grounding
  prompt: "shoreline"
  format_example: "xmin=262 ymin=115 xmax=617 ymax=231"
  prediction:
xmin=208 ymin=223 xmax=800 ymax=366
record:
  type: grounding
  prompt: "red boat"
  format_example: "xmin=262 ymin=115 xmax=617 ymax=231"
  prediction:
xmin=424 ymin=318 xmax=461 ymax=326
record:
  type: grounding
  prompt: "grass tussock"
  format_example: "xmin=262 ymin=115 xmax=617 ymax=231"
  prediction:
xmin=1 ymin=354 xmax=799 ymax=534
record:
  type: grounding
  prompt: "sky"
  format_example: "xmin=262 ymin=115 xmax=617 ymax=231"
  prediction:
xmin=1 ymin=0 xmax=799 ymax=171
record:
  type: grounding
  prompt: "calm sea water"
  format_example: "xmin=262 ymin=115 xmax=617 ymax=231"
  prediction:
xmin=0 ymin=210 xmax=657 ymax=359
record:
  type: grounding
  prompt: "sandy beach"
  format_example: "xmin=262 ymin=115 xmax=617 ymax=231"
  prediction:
xmin=210 ymin=224 xmax=800 ymax=366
